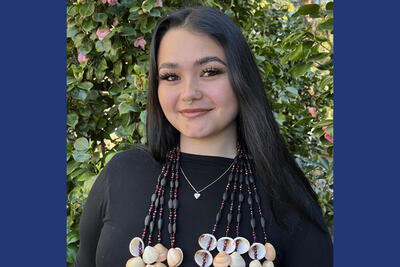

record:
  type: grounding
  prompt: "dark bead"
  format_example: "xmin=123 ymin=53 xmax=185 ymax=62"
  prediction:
xmin=170 ymin=181 xmax=174 ymax=188
xmin=251 ymin=218 xmax=255 ymax=228
xmin=149 ymin=221 xmax=155 ymax=232
xmin=173 ymin=223 xmax=177 ymax=233
xmin=175 ymin=180 xmax=179 ymax=188
xmin=249 ymin=176 xmax=254 ymax=183
xmin=227 ymin=213 xmax=232 ymax=223
xmin=223 ymin=192 xmax=228 ymax=201
xmin=255 ymin=194 xmax=260 ymax=203
xmin=245 ymin=177 xmax=249 ymax=185
xmin=216 ymin=211 xmax=221 ymax=222
xmin=144 ymin=215 xmax=151 ymax=226
xmin=228 ymin=173 xmax=233 ymax=182
xmin=230 ymin=192 xmax=235 ymax=201
xmin=247 ymin=196 xmax=252 ymax=205
xmin=168 ymin=199 xmax=173 ymax=209
xmin=168 ymin=223 xmax=172 ymax=234
xmin=151 ymin=193 xmax=157 ymax=202
xmin=236 ymin=213 xmax=241 ymax=223
xmin=239 ymin=193 xmax=244 ymax=202
xmin=173 ymin=199 xmax=179 ymax=209
xmin=158 ymin=219 xmax=163 ymax=230
xmin=239 ymin=174 xmax=243 ymax=183
xmin=155 ymin=198 xmax=159 ymax=207
xmin=260 ymin=216 xmax=266 ymax=228
xmin=160 ymin=196 xmax=165 ymax=205
xmin=161 ymin=178 xmax=167 ymax=186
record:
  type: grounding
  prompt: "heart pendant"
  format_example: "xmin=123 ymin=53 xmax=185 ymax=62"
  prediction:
xmin=194 ymin=193 xmax=201 ymax=199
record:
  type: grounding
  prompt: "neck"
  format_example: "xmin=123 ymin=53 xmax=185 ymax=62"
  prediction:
xmin=179 ymin=128 xmax=237 ymax=159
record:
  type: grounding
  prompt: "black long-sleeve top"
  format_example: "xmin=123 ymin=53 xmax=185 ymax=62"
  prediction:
xmin=75 ymin=147 xmax=333 ymax=267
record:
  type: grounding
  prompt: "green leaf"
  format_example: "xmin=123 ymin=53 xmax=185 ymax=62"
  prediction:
xmin=74 ymin=137 xmax=89 ymax=151
xmin=119 ymin=102 xmax=132 ymax=115
xmin=113 ymin=61 xmax=122 ymax=77
xmin=308 ymin=53 xmax=330 ymax=61
xmin=79 ymin=2 xmax=95 ymax=18
xmin=73 ymin=150 xmax=90 ymax=162
xmin=67 ymin=230 xmax=79 ymax=245
xmin=128 ymin=11 xmax=140 ymax=21
xmin=105 ymin=152 xmax=117 ymax=165
xmin=293 ymin=4 xmax=320 ymax=17
xmin=286 ymin=86 xmax=299 ymax=96
xmin=67 ymin=160 xmax=80 ymax=175
xmin=99 ymin=58 xmax=108 ymax=71
xmin=292 ymin=62 xmax=312 ymax=78
xmin=94 ymin=13 xmax=108 ymax=23
xmin=78 ymin=81 xmax=94 ymax=90
xmin=142 ymin=0 xmax=156 ymax=12
xmin=82 ymin=19 xmax=98 ymax=32
xmin=67 ymin=113 xmax=79 ymax=128
xmin=134 ymin=64 xmax=142 ymax=74
xmin=289 ymin=44 xmax=303 ymax=61
xmin=326 ymin=2 xmax=333 ymax=11
xmin=67 ymin=246 xmax=77 ymax=263
xmin=120 ymin=25 xmax=137 ymax=36
xmin=67 ymin=76 xmax=76 ymax=86
xmin=67 ymin=26 xmax=79 ymax=38
xmin=149 ymin=8 xmax=161 ymax=17
xmin=102 ymin=39 xmax=112 ymax=52
xmin=319 ymin=76 xmax=333 ymax=90
xmin=318 ymin=18 xmax=333 ymax=31
xmin=280 ymin=53 xmax=291 ymax=66
xmin=140 ymin=110 xmax=147 ymax=123
xmin=77 ymin=171 xmax=97 ymax=182
xmin=70 ymin=89 xmax=88 ymax=101
xmin=95 ymin=40 xmax=105 ymax=52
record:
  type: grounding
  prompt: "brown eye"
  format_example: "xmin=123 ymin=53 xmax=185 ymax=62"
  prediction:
xmin=202 ymin=67 xmax=223 ymax=77
xmin=159 ymin=73 xmax=179 ymax=81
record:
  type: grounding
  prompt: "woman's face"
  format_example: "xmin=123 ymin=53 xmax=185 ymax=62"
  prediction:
xmin=157 ymin=28 xmax=239 ymax=141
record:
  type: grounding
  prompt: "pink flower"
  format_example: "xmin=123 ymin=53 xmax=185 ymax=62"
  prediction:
xmin=107 ymin=0 xmax=118 ymax=5
xmin=134 ymin=37 xmax=146 ymax=49
xmin=96 ymin=27 xmax=111 ymax=41
xmin=308 ymin=107 xmax=317 ymax=117
xmin=156 ymin=0 xmax=163 ymax=7
xmin=137 ymin=78 xmax=142 ymax=86
xmin=78 ymin=53 xmax=89 ymax=63
xmin=113 ymin=19 xmax=119 ymax=27
xmin=322 ymin=126 xmax=333 ymax=143
xmin=102 ymin=0 xmax=107 ymax=3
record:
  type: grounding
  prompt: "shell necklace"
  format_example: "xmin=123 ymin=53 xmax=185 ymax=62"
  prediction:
xmin=125 ymin=144 xmax=276 ymax=267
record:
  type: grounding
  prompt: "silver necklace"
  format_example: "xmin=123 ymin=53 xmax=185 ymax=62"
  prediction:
xmin=180 ymin=160 xmax=235 ymax=199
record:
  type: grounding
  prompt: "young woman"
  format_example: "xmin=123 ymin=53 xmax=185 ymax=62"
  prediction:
xmin=76 ymin=6 xmax=333 ymax=267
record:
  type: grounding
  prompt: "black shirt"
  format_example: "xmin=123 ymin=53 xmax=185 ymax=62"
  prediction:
xmin=75 ymin=147 xmax=333 ymax=267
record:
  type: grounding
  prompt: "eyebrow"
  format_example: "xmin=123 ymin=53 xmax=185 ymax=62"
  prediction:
xmin=158 ymin=56 xmax=227 ymax=71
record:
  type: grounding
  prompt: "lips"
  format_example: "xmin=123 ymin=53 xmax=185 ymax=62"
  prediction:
xmin=179 ymin=108 xmax=213 ymax=118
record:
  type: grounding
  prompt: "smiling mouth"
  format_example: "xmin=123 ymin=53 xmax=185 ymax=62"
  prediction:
xmin=179 ymin=108 xmax=213 ymax=118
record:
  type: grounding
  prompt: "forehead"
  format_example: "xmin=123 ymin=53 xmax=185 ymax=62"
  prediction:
xmin=157 ymin=28 xmax=226 ymax=66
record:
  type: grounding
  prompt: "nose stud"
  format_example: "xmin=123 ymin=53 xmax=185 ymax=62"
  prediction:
xmin=186 ymin=100 xmax=193 ymax=105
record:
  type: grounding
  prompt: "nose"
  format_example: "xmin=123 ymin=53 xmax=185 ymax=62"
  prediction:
xmin=181 ymin=75 xmax=202 ymax=103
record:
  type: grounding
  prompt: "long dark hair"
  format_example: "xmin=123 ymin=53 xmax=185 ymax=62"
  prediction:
xmin=146 ymin=6 xmax=328 ymax=233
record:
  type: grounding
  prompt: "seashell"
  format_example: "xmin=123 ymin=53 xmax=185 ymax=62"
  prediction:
xmin=143 ymin=246 xmax=160 ymax=264
xmin=248 ymin=243 xmax=266 ymax=260
xmin=167 ymin=247 xmax=183 ymax=267
xmin=194 ymin=249 xmax=213 ymax=267
xmin=234 ymin=237 xmax=250 ymax=254
xmin=153 ymin=263 xmax=167 ymax=267
xmin=198 ymin=233 xmax=217 ymax=251
xmin=216 ymin=237 xmax=235 ymax=254
xmin=249 ymin=260 xmax=262 ymax=267
xmin=212 ymin=251 xmax=231 ymax=267
xmin=126 ymin=256 xmax=145 ymax=267
xmin=129 ymin=237 xmax=145 ymax=257
xmin=154 ymin=243 xmax=168 ymax=262
xmin=229 ymin=252 xmax=245 ymax=267
xmin=262 ymin=261 xmax=274 ymax=267
xmin=264 ymin=243 xmax=276 ymax=261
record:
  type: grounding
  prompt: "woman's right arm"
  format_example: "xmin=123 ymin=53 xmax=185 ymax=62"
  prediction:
xmin=75 ymin=164 xmax=110 ymax=267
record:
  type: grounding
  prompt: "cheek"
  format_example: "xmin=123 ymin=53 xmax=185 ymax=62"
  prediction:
xmin=158 ymin=86 xmax=178 ymax=115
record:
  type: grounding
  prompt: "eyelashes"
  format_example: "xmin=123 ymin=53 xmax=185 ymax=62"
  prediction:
xmin=159 ymin=67 xmax=224 ymax=82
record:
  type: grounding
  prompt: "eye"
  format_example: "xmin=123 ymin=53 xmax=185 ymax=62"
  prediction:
xmin=202 ymin=67 xmax=223 ymax=77
xmin=159 ymin=72 xmax=180 ymax=82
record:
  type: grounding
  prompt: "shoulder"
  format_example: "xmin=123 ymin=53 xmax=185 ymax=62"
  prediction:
xmin=106 ymin=145 xmax=158 ymax=171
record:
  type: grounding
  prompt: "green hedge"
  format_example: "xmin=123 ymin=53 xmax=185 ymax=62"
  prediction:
xmin=67 ymin=0 xmax=333 ymax=265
